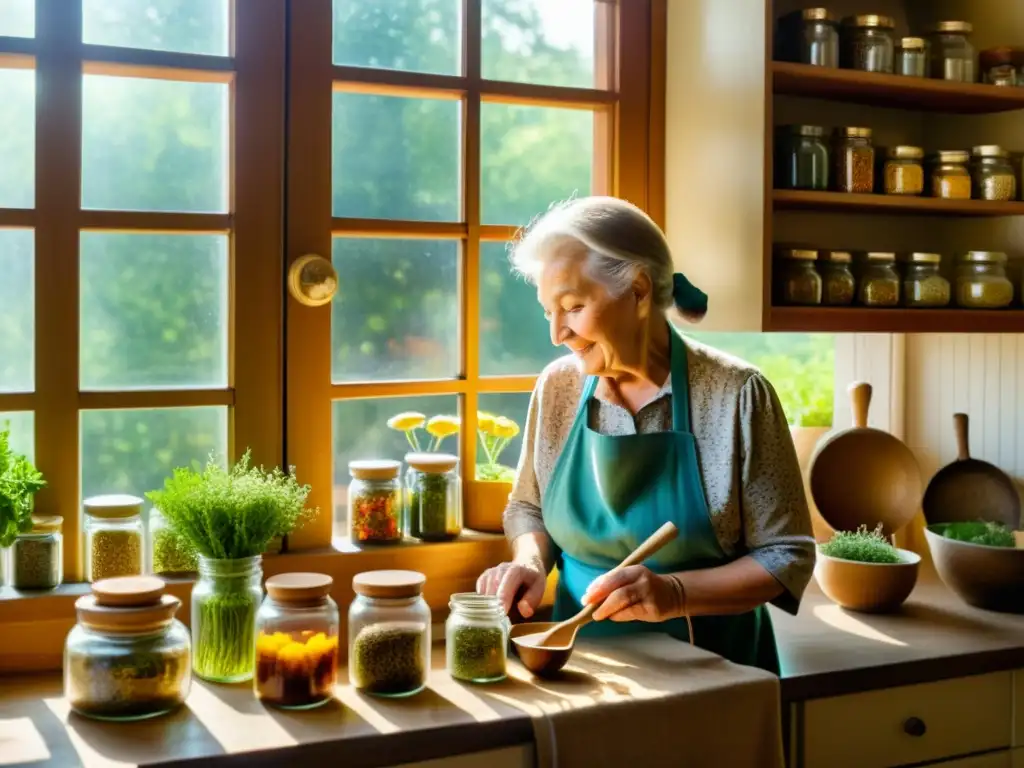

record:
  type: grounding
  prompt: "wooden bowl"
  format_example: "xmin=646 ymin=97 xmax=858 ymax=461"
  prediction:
xmin=814 ymin=548 xmax=921 ymax=613
xmin=508 ymin=622 xmax=574 ymax=677
xmin=924 ymin=526 xmax=1024 ymax=614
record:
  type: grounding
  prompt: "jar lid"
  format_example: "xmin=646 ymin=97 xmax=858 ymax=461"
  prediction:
xmin=887 ymin=145 xmax=924 ymax=160
xmin=353 ymin=569 xmax=426 ymax=599
xmin=972 ymin=145 xmax=1008 ymax=158
xmin=837 ymin=126 xmax=872 ymax=139
xmin=348 ymin=459 xmax=401 ymax=481
xmin=930 ymin=21 xmax=972 ymax=34
xmin=783 ymin=124 xmax=824 ymax=137
xmin=866 ymin=252 xmax=897 ymax=262
xmin=821 ymin=250 xmax=852 ymax=264
xmin=266 ymin=572 xmax=333 ymax=603
xmin=778 ymin=248 xmax=817 ymax=261
xmin=83 ymin=494 xmax=144 ymax=519
xmin=29 ymin=515 xmax=62 ymax=534
xmin=797 ymin=8 xmax=835 ymax=22
xmin=960 ymin=251 xmax=1007 ymax=264
xmin=898 ymin=37 xmax=927 ymax=50
xmin=76 ymin=576 xmax=180 ymax=632
xmin=405 ymin=452 xmax=458 ymax=473
xmin=843 ymin=15 xmax=895 ymax=29
xmin=908 ymin=252 xmax=942 ymax=264
xmin=931 ymin=150 xmax=970 ymax=164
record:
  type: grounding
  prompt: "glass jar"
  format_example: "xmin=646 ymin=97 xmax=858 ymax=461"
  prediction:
xmin=191 ymin=555 xmax=263 ymax=682
xmin=858 ymin=253 xmax=900 ymax=307
xmin=446 ymin=593 xmax=510 ymax=684
xmin=971 ymin=146 xmax=1017 ymax=202
xmin=8 ymin=515 xmax=62 ymax=590
xmin=84 ymin=494 xmax=145 ymax=583
xmin=404 ymin=452 xmax=462 ymax=542
xmin=255 ymin=573 xmax=340 ymax=709
xmin=776 ymin=249 xmax=821 ymax=305
xmin=928 ymin=21 xmax=975 ymax=82
xmin=980 ymin=47 xmax=1018 ymax=86
xmin=834 ymin=127 xmax=875 ymax=194
xmin=64 ymin=576 xmax=191 ymax=721
xmin=1013 ymin=48 xmax=1024 ymax=88
xmin=884 ymin=146 xmax=925 ymax=195
xmin=903 ymin=253 xmax=951 ymax=308
xmin=928 ymin=150 xmax=972 ymax=200
xmin=348 ymin=570 xmax=430 ymax=698
xmin=776 ymin=8 xmax=839 ymax=68
xmin=147 ymin=507 xmax=197 ymax=576
xmin=840 ymin=15 xmax=895 ymax=73
xmin=776 ymin=125 xmax=829 ymax=191
xmin=955 ymin=252 xmax=1015 ymax=309
xmin=818 ymin=251 xmax=856 ymax=306
xmin=896 ymin=37 xmax=928 ymax=77
xmin=348 ymin=459 xmax=403 ymax=544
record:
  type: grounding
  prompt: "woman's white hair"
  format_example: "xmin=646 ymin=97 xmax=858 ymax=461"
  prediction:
xmin=509 ymin=195 xmax=676 ymax=310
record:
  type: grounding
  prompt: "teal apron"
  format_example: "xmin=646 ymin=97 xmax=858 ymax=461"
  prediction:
xmin=542 ymin=328 xmax=780 ymax=674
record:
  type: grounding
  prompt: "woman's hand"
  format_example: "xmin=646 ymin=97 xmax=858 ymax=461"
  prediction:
xmin=582 ymin=566 xmax=684 ymax=623
xmin=476 ymin=556 xmax=547 ymax=618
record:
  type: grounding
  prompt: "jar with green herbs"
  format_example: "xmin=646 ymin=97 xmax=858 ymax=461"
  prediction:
xmin=776 ymin=125 xmax=829 ymax=191
xmin=884 ymin=146 xmax=924 ymax=195
xmin=928 ymin=21 xmax=975 ymax=82
xmin=191 ymin=555 xmax=263 ymax=682
xmin=8 ymin=515 xmax=62 ymax=590
xmin=858 ymin=253 xmax=900 ymax=307
xmin=84 ymin=494 xmax=144 ymax=583
xmin=349 ymin=570 xmax=430 ymax=697
xmin=404 ymin=452 xmax=462 ymax=542
xmin=980 ymin=47 xmax=1018 ymax=86
xmin=818 ymin=251 xmax=856 ymax=306
xmin=896 ymin=37 xmax=928 ymax=77
xmin=834 ymin=127 xmax=874 ymax=194
xmin=971 ymin=146 xmax=1017 ymax=202
xmin=776 ymin=8 xmax=839 ymax=68
xmin=348 ymin=459 xmax=403 ymax=544
xmin=775 ymin=249 xmax=821 ymax=305
xmin=840 ymin=15 xmax=895 ymax=73
xmin=928 ymin=150 xmax=971 ymax=200
xmin=147 ymin=507 xmax=197 ymax=576
xmin=64 ymin=576 xmax=191 ymax=721
xmin=903 ymin=253 xmax=950 ymax=308
xmin=446 ymin=593 xmax=509 ymax=684
xmin=955 ymin=251 xmax=1015 ymax=309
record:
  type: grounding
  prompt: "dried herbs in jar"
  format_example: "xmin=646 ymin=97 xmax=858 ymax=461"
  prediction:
xmin=84 ymin=495 xmax=145 ymax=583
xmin=446 ymin=593 xmax=508 ymax=684
xmin=9 ymin=516 xmax=62 ymax=590
xmin=404 ymin=452 xmax=462 ymax=541
xmin=348 ymin=460 xmax=403 ymax=544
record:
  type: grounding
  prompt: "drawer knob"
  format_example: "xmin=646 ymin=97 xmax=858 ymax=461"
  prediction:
xmin=903 ymin=717 xmax=927 ymax=738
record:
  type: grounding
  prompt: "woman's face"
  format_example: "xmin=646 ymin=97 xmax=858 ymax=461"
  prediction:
xmin=536 ymin=245 xmax=649 ymax=376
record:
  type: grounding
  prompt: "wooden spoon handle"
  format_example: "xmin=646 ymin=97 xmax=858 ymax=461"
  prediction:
xmin=954 ymin=413 xmax=971 ymax=461
xmin=849 ymin=381 xmax=873 ymax=429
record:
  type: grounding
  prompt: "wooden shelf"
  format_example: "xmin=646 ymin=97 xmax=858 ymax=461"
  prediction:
xmin=772 ymin=61 xmax=1024 ymax=114
xmin=767 ymin=307 xmax=1024 ymax=334
xmin=773 ymin=190 xmax=1024 ymax=217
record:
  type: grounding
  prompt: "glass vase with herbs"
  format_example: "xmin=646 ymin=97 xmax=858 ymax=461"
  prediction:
xmin=0 ymin=422 xmax=47 ymax=588
xmin=404 ymin=453 xmax=462 ymax=541
xmin=146 ymin=451 xmax=314 ymax=683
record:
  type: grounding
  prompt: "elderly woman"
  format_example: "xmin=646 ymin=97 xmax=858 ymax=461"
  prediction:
xmin=476 ymin=196 xmax=815 ymax=673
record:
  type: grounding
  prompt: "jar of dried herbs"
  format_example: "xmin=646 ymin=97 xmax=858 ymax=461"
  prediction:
xmin=64 ymin=576 xmax=192 ymax=721
xmin=348 ymin=459 xmax=403 ymax=545
xmin=446 ymin=593 xmax=509 ymax=684
xmin=955 ymin=251 xmax=1015 ymax=309
xmin=834 ymin=127 xmax=875 ymax=194
xmin=776 ymin=249 xmax=822 ymax=305
xmin=971 ymin=146 xmax=1017 ymax=202
xmin=84 ymin=494 xmax=144 ymax=583
xmin=928 ymin=21 xmax=975 ymax=83
xmin=818 ymin=251 xmax=856 ymax=306
xmin=980 ymin=47 xmax=1018 ymax=86
xmin=8 ymin=515 xmax=62 ymax=590
xmin=896 ymin=37 xmax=928 ymax=77
xmin=776 ymin=125 xmax=829 ymax=191
xmin=840 ymin=15 xmax=895 ymax=73
xmin=147 ymin=507 xmax=197 ymax=576
xmin=903 ymin=253 xmax=951 ymax=308
xmin=776 ymin=8 xmax=839 ymax=68
xmin=256 ymin=573 xmax=339 ymax=709
xmin=348 ymin=570 xmax=430 ymax=697
xmin=928 ymin=150 xmax=971 ymax=200
xmin=858 ymin=252 xmax=900 ymax=307
xmin=404 ymin=452 xmax=462 ymax=542
xmin=884 ymin=146 xmax=924 ymax=195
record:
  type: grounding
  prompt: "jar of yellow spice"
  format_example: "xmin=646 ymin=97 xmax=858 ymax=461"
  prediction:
xmin=955 ymin=251 xmax=1015 ymax=309
xmin=928 ymin=150 xmax=971 ymax=200
xmin=858 ymin=252 xmax=901 ymax=307
xmin=84 ymin=494 xmax=145 ymax=583
xmin=884 ymin=146 xmax=924 ymax=196
xmin=903 ymin=253 xmax=950 ymax=308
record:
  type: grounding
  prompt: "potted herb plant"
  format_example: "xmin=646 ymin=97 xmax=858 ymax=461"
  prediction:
xmin=146 ymin=451 xmax=314 ymax=683
xmin=466 ymin=412 xmax=520 ymax=533
xmin=815 ymin=524 xmax=920 ymax=613
xmin=0 ymin=423 xmax=46 ymax=583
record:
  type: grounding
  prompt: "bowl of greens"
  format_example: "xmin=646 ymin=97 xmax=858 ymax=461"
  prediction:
xmin=815 ymin=525 xmax=921 ymax=613
xmin=924 ymin=522 xmax=1024 ymax=614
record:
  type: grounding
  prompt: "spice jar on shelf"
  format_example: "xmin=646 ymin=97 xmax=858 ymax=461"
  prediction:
xmin=896 ymin=37 xmax=928 ymax=77
xmin=858 ymin=252 xmax=901 ymax=307
xmin=980 ymin=47 xmax=1018 ymax=86
xmin=348 ymin=459 xmax=403 ymax=545
xmin=404 ymin=452 xmax=462 ymax=542
xmin=775 ymin=249 xmax=822 ymax=306
xmin=971 ymin=146 xmax=1017 ymax=202
xmin=834 ymin=127 xmax=875 ymax=194
xmin=147 ymin=507 xmax=197 ymax=576
xmin=8 ymin=515 xmax=62 ymax=590
xmin=903 ymin=253 xmax=951 ymax=308
xmin=64 ymin=575 xmax=191 ymax=721
xmin=776 ymin=125 xmax=829 ymax=191
xmin=928 ymin=150 xmax=972 ymax=200
xmin=255 ymin=573 xmax=339 ymax=709
xmin=349 ymin=570 xmax=430 ymax=698
xmin=884 ymin=146 xmax=925 ymax=196
xmin=818 ymin=251 xmax=856 ymax=306
xmin=446 ymin=593 xmax=509 ymax=684
xmin=928 ymin=21 xmax=975 ymax=83
xmin=840 ymin=15 xmax=895 ymax=74
xmin=84 ymin=494 xmax=144 ymax=583
xmin=776 ymin=8 xmax=839 ymax=68
xmin=955 ymin=251 xmax=1015 ymax=309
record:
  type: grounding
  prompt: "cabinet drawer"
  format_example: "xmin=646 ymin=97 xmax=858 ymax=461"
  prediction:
xmin=802 ymin=673 xmax=1012 ymax=768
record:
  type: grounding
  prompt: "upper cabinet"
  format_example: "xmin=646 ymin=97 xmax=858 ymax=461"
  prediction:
xmin=664 ymin=0 xmax=1024 ymax=333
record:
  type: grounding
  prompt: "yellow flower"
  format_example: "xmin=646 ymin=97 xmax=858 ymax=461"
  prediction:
xmin=387 ymin=412 xmax=426 ymax=432
xmin=426 ymin=414 xmax=460 ymax=439
xmin=477 ymin=411 xmax=496 ymax=434
xmin=492 ymin=416 xmax=520 ymax=439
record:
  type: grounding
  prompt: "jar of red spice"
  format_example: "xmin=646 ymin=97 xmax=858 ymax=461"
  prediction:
xmin=348 ymin=460 xmax=403 ymax=545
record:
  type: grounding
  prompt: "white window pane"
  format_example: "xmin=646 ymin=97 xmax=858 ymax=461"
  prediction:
xmin=333 ymin=0 xmax=460 ymax=75
xmin=83 ymin=0 xmax=230 ymax=56
xmin=0 ymin=0 xmax=33 ymax=37
xmin=0 ymin=229 xmax=33 ymax=393
xmin=0 ymin=411 xmax=34 ymax=462
xmin=0 ymin=68 xmax=34 ymax=209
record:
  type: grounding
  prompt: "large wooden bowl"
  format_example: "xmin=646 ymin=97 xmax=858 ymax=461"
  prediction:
xmin=924 ymin=526 xmax=1024 ymax=614
xmin=815 ymin=549 xmax=921 ymax=613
